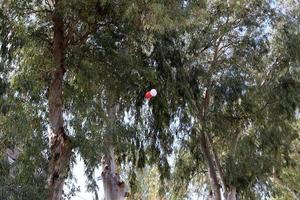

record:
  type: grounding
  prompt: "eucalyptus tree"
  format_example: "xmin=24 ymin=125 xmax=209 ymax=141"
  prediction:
xmin=0 ymin=5 xmax=47 ymax=200
xmin=0 ymin=0 xmax=144 ymax=199
xmin=2 ymin=0 xmax=299 ymax=200
xmin=267 ymin=1 xmax=300 ymax=199
xmin=134 ymin=0 xmax=300 ymax=199
xmin=1 ymin=0 xmax=206 ymax=199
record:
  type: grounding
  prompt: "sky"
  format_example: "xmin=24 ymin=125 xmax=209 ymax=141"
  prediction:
xmin=65 ymin=154 xmax=104 ymax=200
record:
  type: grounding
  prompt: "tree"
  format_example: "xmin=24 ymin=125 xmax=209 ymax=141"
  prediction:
xmin=1 ymin=0 xmax=144 ymax=199
xmin=1 ymin=0 xmax=206 ymax=199
xmin=271 ymin=121 xmax=300 ymax=200
xmin=1 ymin=0 xmax=299 ymax=200
xmin=136 ymin=0 xmax=300 ymax=199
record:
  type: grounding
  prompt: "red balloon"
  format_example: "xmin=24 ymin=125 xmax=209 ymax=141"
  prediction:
xmin=145 ymin=91 xmax=152 ymax=99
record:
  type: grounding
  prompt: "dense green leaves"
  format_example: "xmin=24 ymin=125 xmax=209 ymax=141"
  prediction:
xmin=0 ymin=0 xmax=300 ymax=199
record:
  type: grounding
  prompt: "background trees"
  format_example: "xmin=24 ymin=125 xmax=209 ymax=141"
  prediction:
xmin=0 ymin=0 xmax=299 ymax=200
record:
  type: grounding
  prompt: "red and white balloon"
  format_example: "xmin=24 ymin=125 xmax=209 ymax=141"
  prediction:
xmin=145 ymin=89 xmax=157 ymax=100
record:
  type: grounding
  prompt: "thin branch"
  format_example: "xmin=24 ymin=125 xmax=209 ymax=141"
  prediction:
xmin=45 ymin=0 xmax=54 ymax=10
xmin=260 ymin=57 xmax=281 ymax=87
xmin=65 ymin=17 xmax=80 ymax=46
xmin=73 ymin=22 xmax=97 ymax=47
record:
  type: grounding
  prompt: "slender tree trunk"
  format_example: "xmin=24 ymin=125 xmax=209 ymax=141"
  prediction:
xmin=199 ymin=132 xmax=221 ymax=200
xmin=101 ymin=103 xmax=129 ymax=200
xmin=101 ymin=146 xmax=129 ymax=200
xmin=197 ymin=89 xmax=221 ymax=200
xmin=227 ymin=186 xmax=237 ymax=200
xmin=206 ymin=132 xmax=228 ymax=198
xmin=47 ymin=4 xmax=72 ymax=200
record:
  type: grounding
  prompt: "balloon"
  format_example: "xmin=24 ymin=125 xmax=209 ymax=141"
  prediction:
xmin=150 ymin=89 xmax=157 ymax=97
xmin=145 ymin=89 xmax=157 ymax=100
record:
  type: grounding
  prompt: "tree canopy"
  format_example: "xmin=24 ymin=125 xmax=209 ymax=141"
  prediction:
xmin=0 ymin=0 xmax=299 ymax=200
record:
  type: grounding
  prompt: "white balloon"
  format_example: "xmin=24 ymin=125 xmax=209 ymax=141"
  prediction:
xmin=150 ymin=89 xmax=157 ymax=96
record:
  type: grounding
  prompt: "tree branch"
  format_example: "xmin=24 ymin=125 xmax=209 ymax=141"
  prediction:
xmin=64 ymin=17 xmax=80 ymax=46
xmin=73 ymin=22 xmax=98 ymax=47
xmin=45 ymin=0 xmax=54 ymax=10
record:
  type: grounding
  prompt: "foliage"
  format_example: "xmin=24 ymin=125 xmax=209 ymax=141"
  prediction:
xmin=0 ymin=0 xmax=299 ymax=199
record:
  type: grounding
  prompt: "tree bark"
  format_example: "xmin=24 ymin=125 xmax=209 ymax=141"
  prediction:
xmin=227 ymin=186 xmax=237 ymax=200
xmin=199 ymin=132 xmax=221 ymax=200
xmin=101 ymin=147 xmax=129 ymax=200
xmin=206 ymin=132 xmax=228 ymax=198
xmin=197 ymin=89 xmax=221 ymax=200
xmin=101 ymin=103 xmax=129 ymax=200
xmin=47 ymin=3 xmax=72 ymax=200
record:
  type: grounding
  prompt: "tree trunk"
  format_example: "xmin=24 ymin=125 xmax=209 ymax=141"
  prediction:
xmin=206 ymin=132 xmax=228 ymax=198
xmin=47 ymin=4 xmax=72 ymax=200
xmin=196 ymin=90 xmax=221 ymax=200
xmin=226 ymin=186 xmax=237 ymax=200
xmin=199 ymin=132 xmax=221 ymax=200
xmin=101 ymin=103 xmax=129 ymax=200
xmin=101 ymin=146 xmax=129 ymax=200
